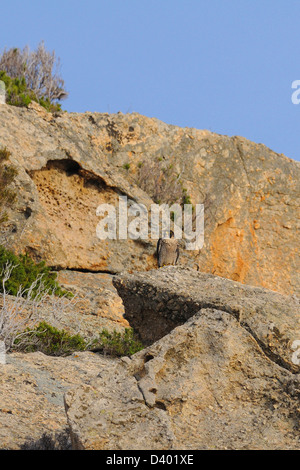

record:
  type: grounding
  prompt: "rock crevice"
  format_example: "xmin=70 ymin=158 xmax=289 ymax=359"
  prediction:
xmin=113 ymin=267 xmax=300 ymax=373
xmin=65 ymin=305 xmax=300 ymax=450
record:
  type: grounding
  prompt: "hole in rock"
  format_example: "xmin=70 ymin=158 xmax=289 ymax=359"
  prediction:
xmin=27 ymin=159 xmax=120 ymax=270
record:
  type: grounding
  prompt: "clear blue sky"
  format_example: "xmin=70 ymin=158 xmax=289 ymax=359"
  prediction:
xmin=1 ymin=0 xmax=300 ymax=161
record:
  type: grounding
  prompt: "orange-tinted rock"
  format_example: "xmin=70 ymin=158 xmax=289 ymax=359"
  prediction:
xmin=0 ymin=103 xmax=299 ymax=295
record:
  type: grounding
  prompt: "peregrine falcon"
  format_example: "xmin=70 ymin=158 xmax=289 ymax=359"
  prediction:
xmin=156 ymin=230 xmax=179 ymax=267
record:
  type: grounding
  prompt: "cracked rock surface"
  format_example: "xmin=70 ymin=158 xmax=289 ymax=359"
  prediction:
xmin=0 ymin=103 xmax=299 ymax=449
xmin=0 ymin=270 xmax=299 ymax=449
xmin=65 ymin=309 xmax=300 ymax=450
xmin=113 ymin=267 xmax=300 ymax=372
xmin=65 ymin=268 xmax=300 ymax=450
xmin=0 ymin=351 xmax=114 ymax=449
xmin=0 ymin=102 xmax=299 ymax=295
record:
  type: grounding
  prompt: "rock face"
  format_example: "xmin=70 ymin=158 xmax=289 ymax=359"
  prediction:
xmin=0 ymin=103 xmax=299 ymax=450
xmin=0 ymin=102 xmax=299 ymax=295
xmin=65 ymin=271 xmax=300 ymax=450
xmin=0 ymin=270 xmax=127 ymax=345
xmin=0 ymin=103 xmax=157 ymax=275
xmin=113 ymin=267 xmax=300 ymax=373
xmin=56 ymin=270 xmax=128 ymax=333
xmin=64 ymin=268 xmax=300 ymax=450
xmin=0 ymin=269 xmax=299 ymax=450
xmin=0 ymin=351 xmax=114 ymax=450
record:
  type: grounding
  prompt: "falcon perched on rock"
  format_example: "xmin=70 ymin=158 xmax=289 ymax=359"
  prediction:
xmin=156 ymin=230 xmax=180 ymax=267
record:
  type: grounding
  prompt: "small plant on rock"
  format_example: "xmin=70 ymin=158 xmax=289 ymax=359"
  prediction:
xmin=0 ymin=262 xmax=78 ymax=363
xmin=91 ymin=328 xmax=144 ymax=357
xmin=0 ymin=146 xmax=18 ymax=224
xmin=0 ymin=245 xmax=71 ymax=299
xmin=136 ymin=157 xmax=192 ymax=206
xmin=13 ymin=321 xmax=87 ymax=356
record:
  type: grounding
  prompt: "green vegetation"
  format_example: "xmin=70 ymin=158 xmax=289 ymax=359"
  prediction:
xmin=0 ymin=245 xmax=70 ymax=298
xmin=0 ymin=146 xmax=18 ymax=224
xmin=182 ymin=189 xmax=195 ymax=212
xmin=0 ymin=147 xmax=70 ymax=299
xmin=0 ymin=42 xmax=67 ymax=112
xmin=13 ymin=321 xmax=87 ymax=356
xmin=182 ymin=188 xmax=192 ymax=205
xmin=92 ymin=328 xmax=144 ymax=357
xmin=123 ymin=163 xmax=131 ymax=170
xmin=13 ymin=322 xmax=144 ymax=357
xmin=0 ymin=71 xmax=62 ymax=112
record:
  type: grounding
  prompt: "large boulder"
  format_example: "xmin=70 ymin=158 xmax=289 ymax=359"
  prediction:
xmin=64 ymin=308 xmax=300 ymax=450
xmin=113 ymin=267 xmax=300 ymax=373
xmin=0 ymin=351 xmax=114 ymax=450
xmin=64 ymin=268 xmax=300 ymax=450
xmin=56 ymin=270 xmax=129 ymax=333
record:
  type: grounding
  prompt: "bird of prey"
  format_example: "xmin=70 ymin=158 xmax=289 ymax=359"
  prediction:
xmin=156 ymin=230 xmax=179 ymax=267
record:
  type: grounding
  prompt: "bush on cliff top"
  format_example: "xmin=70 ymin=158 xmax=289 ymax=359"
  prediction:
xmin=0 ymin=41 xmax=67 ymax=112
xmin=0 ymin=71 xmax=62 ymax=112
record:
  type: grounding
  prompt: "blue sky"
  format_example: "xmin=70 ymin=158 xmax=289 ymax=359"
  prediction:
xmin=1 ymin=0 xmax=300 ymax=161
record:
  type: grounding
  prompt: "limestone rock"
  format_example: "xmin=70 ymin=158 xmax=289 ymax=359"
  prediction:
xmin=0 ymin=104 xmax=157 ymax=274
xmin=0 ymin=270 xmax=128 ymax=344
xmin=113 ymin=267 xmax=300 ymax=373
xmin=64 ymin=268 xmax=300 ymax=450
xmin=0 ymin=351 xmax=114 ymax=449
xmin=64 ymin=308 xmax=300 ymax=450
xmin=1 ymin=268 xmax=299 ymax=450
xmin=56 ymin=270 xmax=129 ymax=332
xmin=0 ymin=104 xmax=298 ymax=295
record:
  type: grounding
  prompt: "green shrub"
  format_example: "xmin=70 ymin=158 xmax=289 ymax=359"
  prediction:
xmin=0 ymin=71 xmax=61 ymax=112
xmin=13 ymin=322 xmax=144 ymax=358
xmin=0 ymin=245 xmax=70 ymax=298
xmin=0 ymin=42 xmax=67 ymax=104
xmin=91 ymin=328 xmax=144 ymax=357
xmin=13 ymin=321 xmax=87 ymax=356
xmin=182 ymin=189 xmax=193 ymax=206
xmin=0 ymin=146 xmax=18 ymax=224
xmin=38 ymin=96 xmax=62 ymax=113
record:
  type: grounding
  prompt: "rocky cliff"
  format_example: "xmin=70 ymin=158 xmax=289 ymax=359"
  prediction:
xmin=1 ymin=268 xmax=299 ymax=450
xmin=0 ymin=102 xmax=299 ymax=450
xmin=113 ymin=267 xmax=300 ymax=373
xmin=0 ymin=101 xmax=299 ymax=298
xmin=65 ymin=306 xmax=299 ymax=450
